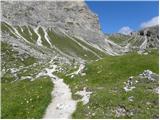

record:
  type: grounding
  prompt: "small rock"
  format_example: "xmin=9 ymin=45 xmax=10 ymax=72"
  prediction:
xmin=128 ymin=96 xmax=134 ymax=102
xmin=137 ymin=51 xmax=143 ymax=54
xmin=114 ymin=106 xmax=127 ymax=117
xmin=141 ymin=70 xmax=157 ymax=81
xmin=92 ymin=113 xmax=95 ymax=116
xmin=153 ymin=87 xmax=159 ymax=94
xmin=75 ymin=87 xmax=92 ymax=105
xmin=143 ymin=52 xmax=148 ymax=55
xmin=71 ymin=75 xmax=74 ymax=78
xmin=81 ymin=73 xmax=86 ymax=76
xmin=146 ymin=102 xmax=152 ymax=105
xmin=135 ymin=80 xmax=138 ymax=83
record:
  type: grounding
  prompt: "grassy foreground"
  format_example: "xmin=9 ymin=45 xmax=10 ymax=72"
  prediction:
xmin=58 ymin=50 xmax=159 ymax=119
xmin=1 ymin=77 xmax=53 ymax=119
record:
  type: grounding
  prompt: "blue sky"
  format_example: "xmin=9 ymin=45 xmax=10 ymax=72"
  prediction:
xmin=85 ymin=1 xmax=159 ymax=34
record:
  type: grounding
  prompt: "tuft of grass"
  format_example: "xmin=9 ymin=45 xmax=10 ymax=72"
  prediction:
xmin=1 ymin=76 xmax=53 ymax=119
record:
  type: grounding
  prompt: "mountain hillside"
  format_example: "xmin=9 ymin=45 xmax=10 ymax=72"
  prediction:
xmin=108 ymin=25 xmax=159 ymax=53
xmin=2 ymin=1 xmax=123 ymax=58
xmin=1 ymin=21 xmax=107 ymax=62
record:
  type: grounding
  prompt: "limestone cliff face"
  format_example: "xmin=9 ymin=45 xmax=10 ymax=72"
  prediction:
xmin=2 ymin=1 xmax=100 ymax=30
xmin=1 ymin=1 xmax=123 ymax=55
xmin=2 ymin=1 xmax=101 ymax=40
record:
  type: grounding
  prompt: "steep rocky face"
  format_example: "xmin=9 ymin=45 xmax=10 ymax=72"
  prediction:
xmin=2 ymin=1 xmax=101 ymax=32
xmin=138 ymin=25 xmax=159 ymax=50
xmin=1 ymin=1 xmax=123 ymax=56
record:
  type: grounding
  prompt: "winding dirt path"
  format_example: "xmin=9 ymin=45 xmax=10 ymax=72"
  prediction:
xmin=37 ymin=64 xmax=77 ymax=118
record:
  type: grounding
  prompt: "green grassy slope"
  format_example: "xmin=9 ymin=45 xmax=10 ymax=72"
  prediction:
xmin=108 ymin=34 xmax=131 ymax=46
xmin=47 ymin=29 xmax=100 ymax=60
xmin=58 ymin=50 xmax=159 ymax=119
xmin=108 ymin=34 xmax=146 ymax=49
xmin=73 ymin=37 xmax=107 ymax=58
xmin=1 ymin=42 xmax=53 ymax=119
xmin=16 ymin=26 xmax=36 ymax=43
xmin=2 ymin=77 xmax=53 ymax=119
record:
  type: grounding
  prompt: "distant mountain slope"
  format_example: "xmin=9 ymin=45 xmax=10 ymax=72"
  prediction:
xmin=137 ymin=25 xmax=159 ymax=50
xmin=107 ymin=33 xmax=131 ymax=46
xmin=108 ymin=25 xmax=159 ymax=52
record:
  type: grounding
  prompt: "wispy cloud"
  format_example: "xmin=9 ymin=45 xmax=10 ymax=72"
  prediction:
xmin=118 ymin=26 xmax=133 ymax=35
xmin=140 ymin=16 xmax=159 ymax=28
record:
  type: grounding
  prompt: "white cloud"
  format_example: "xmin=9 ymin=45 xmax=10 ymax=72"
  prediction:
xmin=118 ymin=26 xmax=133 ymax=35
xmin=140 ymin=16 xmax=159 ymax=28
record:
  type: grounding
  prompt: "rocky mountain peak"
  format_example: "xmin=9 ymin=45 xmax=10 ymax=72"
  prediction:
xmin=2 ymin=1 xmax=101 ymax=36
